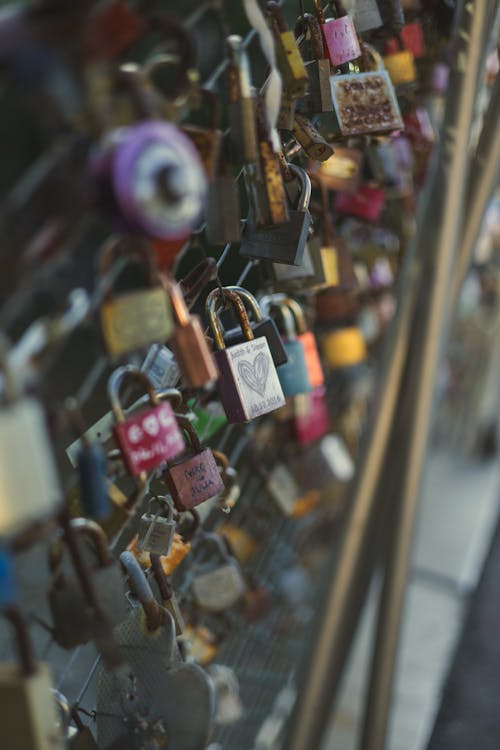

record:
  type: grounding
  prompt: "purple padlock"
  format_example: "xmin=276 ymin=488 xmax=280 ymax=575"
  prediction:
xmin=91 ymin=120 xmax=207 ymax=241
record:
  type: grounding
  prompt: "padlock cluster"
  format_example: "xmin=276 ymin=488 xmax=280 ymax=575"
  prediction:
xmin=0 ymin=0 xmax=454 ymax=747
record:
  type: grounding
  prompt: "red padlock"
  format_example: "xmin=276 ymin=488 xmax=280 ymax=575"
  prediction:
xmin=400 ymin=21 xmax=425 ymax=59
xmin=334 ymin=184 xmax=385 ymax=222
xmin=108 ymin=366 xmax=185 ymax=476
xmin=292 ymin=386 xmax=330 ymax=445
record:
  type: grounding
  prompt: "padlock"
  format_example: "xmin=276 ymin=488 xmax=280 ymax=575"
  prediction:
xmin=191 ymin=533 xmax=246 ymax=612
xmin=267 ymin=2 xmax=309 ymax=97
xmin=164 ymin=416 xmax=225 ymax=511
xmin=383 ymin=37 xmax=417 ymax=85
xmin=142 ymin=343 xmax=180 ymax=389
xmin=375 ymin=0 xmax=405 ymax=32
xmin=321 ymin=326 xmax=367 ymax=368
xmin=295 ymin=14 xmax=333 ymax=115
xmin=329 ymin=45 xmax=403 ymax=135
xmin=0 ymin=343 xmax=61 ymax=536
xmin=137 ymin=495 xmax=176 ymax=556
xmin=223 ymin=285 xmax=289 ymax=367
xmin=91 ymin=120 xmax=207 ymax=241
xmin=208 ymin=664 xmax=244 ymax=726
xmin=226 ymin=35 xmax=259 ymax=165
xmin=312 ymin=177 xmax=344 ymax=289
xmin=351 ymin=0 xmax=383 ymax=32
xmin=206 ymin=150 xmax=241 ymax=245
xmin=212 ymin=451 xmax=240 ymax=512
xmin=400 ymin=21 xmax=425 ymax=58
xmin=49 ymin=519 xmax=128 ymax=649
xmin=0 ymin=606 xmax=65 ymax=750
xmin=311 ymin=146 xmax=364 ymax=192
xmin=244 ymin=94 xmax=290 ymax=229
xmin=365 ymin=136 xmax=413 ymax=193
xmin=314 ymin=0 xmax=361 ymax=67
xmin=206 ymin=289 xmax=286 ymax=423
xmin=240 ymin=164 xmax=312 ymax=265
xmin=291 ymin=385 xmax=330 ymax=444
xmin=165 ymin=276 xmax=219 ymax=388
xmin=260 ymin=298 xmax=312 ymax=397
xmin=276 ymin=89 xmax=296 ymax=131
xmin=99 ymin=237 xmax=173 ymax=357
xmin=315 ymin=287 xmax=359 ymax=324
xmin=334 ymin=183 xmax=385 ymax=221
xmin=182 ymin=88 xmax=223 ymax=181
xmin=266 ymin=463 xmax=302 ymax=516
xmin=282 ymin=297 xmax=324 ymax=387
xmin=292 ymin=112 xmax=334 ymax=161
xmin=108 ymin=366 xmax=185 ymax=476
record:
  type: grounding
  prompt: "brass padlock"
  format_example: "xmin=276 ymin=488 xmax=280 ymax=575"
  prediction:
xmin=267 ymin=1 xmax=309 ymax=97
xmin=383 ymin=37 xmax=417 ymax=86
xmin=99 ymin=236 xmax=173 ymax=357
xmin=292 ymin=112 xmax=334 ymax=161
xmin=0 ymin=606 xmax=65 ymax=750
xmin=226 ymin=35 xmax=259 ymax=165
xmin=182 ymin=88 xmax=223 ymax=181
xmin=295 ymin=14 xmax=333 ymax=115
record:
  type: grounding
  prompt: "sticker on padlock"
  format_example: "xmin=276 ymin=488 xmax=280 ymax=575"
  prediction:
xmin=206 ymin=289 xmax=286 ymax=423
xmin=0 ymin=606 xmax=65 ymax=750
xmin=137 ymin=495 xmax=176 ymax=556
xmin=108 ymin=366 xmax=185 ymax=476
xmin=191 ymin=533 xmax=246 ymax=612
xmin=240 ymin=164 xmax=312 ymax=265
xmin=98 ymin=237 xmax=173 ymax=357
xmin=164 ymin=416 xmax=225 ymax=511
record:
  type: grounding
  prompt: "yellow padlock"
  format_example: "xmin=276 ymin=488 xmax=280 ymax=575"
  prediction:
xmin=267 ymin=1 xmax=309 ymax=97
xmin=383 ymin=39 xmax=417 ymax=85
xmin=321 ymin=327 xmax=367 ymax=368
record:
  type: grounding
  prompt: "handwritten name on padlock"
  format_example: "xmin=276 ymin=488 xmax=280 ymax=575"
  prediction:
xmin=114 ymin=403 xmax=184 ymax=475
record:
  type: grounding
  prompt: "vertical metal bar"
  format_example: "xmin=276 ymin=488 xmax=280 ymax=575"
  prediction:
xmin=359 ymin=0 xmax=487 ymax=747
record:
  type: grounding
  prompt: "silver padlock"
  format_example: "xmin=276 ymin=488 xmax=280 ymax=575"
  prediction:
xmin=141 ymin=343 xmax=181 ymax=389
xmin=137 ymin=495 xmax=176 ymax=557
xmin=191 ymin=533 xmax=246 ymax=612
xmin=0 ymin=337 xmax=61 ymax=536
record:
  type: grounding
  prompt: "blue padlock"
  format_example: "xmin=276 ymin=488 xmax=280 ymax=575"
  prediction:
xmin=77 ymin=442 xmax=110 ymax=520
xmin=261 ymin=298 xmax=312 ymax=397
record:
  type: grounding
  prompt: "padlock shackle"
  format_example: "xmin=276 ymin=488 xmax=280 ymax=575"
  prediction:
xmin=225 ymin=286 xmax=264 ymax=324
xmin=147 ymin=494 xmax=174 ymax=522
xmin=179 ymin=257 xmax=218 ymax=309
xmin=1 ymin=605 xmax=36 ymax=676
xmin=205 ymin=288 xmax=254 ymax=350
xmin=194 ymin=531 xmax=232 ymax=566
xmin=119 ymin=551 xmax=162 ymax=631
xmin=313 ymin=0 xmax=327 ymax=25
xmin=174 ymin=415 xmax=203 ymax=453
xmin=288 ymin=164 xmax=312 ymax=212
xmin=297 ymin=13 xmax=325 ymax=60
xmin=70 ymin=518 xmax=113 ymax=567
xmin=281 ymin=297 xmax=309 ymax=334
xmin=108 ymin=365 xmax=160 ymax=423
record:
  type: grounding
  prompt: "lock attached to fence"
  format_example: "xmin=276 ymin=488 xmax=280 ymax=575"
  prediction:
xmin=164 ymin=416 xmax=225 ymax=511
xmin=314 ymin=0 xmax=361 ymax=67
xmin=296 ymin=14 xmax=333 ymax=115
xmin=260 ymin=298 xmax=312 ymax=397
xmin=321 ymin=326 xmax=367 ymax=368
xmin=240 ymin=164 xmax=312 ymax=266
xmin=267 ymin=1 xmax=309 ymax=96
xmin=191 ymin=533 xmax=246 ymax=612
xmin=226 ymin=35 xmax=259 ymax=165
xmin=182 ymin=88 xmax=223 ymax=181
xmin=108 ymin=366 xmax=185 ymax=476
xmin=206 ymin=289 xmax=286 ymax=423
xmin=137 ymin=495 xmax=176 ymax=556
xmin=383 ymin=36 xmax=417 ymax=86
xmin=283 ymin=297 xmax=324 ymax=388
xmin=99 ymin=237 xmax=173 ymax=357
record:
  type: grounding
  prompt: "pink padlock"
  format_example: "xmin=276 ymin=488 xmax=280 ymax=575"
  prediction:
xmin=314 ymin=0 xmax=361 ymax=67
xmin=334 ymin=184 xmax=385 ymax=222
xmin=292 ymin=386 xmax=330 ymax=445
xmin=109 ymin=366 xmax=185 ymax=476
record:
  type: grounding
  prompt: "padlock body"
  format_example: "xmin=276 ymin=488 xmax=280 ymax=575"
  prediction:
xmin=206 ymin=174 xmax=241 ymax=244
xmin=192 ymin=564 xmax=245 ymax=611
xmin=101 ymin=287 xmax=173 ymax=357
xmin=352 ymin=0 xmax=383 ymax=32
xmin=0 ymin=398 xmax=60 ymax=536
xmin=313 ymin=147 xmax=363 ymax=192
xmin=292 ymin=115 xmax=333 ymax=161
xmin=292 ymin=386 xmax=329 ymax=444
xmin=318 ymin=245 xmax=340 ymax=287
xmin=321 ymin=17 xmax=361 ymax=66
xmin=274 ymin=31 xmax=309 ymax=96
xmin=277 ymin=339 xmax=312 ymax=396
xmin=169 ymin=315 xmax=219 ymax=388
xmin=334 ymin=185 xmax=385 ymax=221
xmin=78 ymin=444 xmax=110 ymax=519
xmin=240 ymin=208 xmax=311 ymax=265
xmin=382 ymin=50 xmax=417 ymax=85
xmin=321 ymin=326 xmax=367 ymax=368
xmin=401 ymin=22 xmax=425 ymax=58
xmin=298 ymin=59 xmax=333 ymax=114
xmin=182 ymin=126 xmax=223 ymax=182
xmin=142 ymin=344 xmax=180 ymax=389
xmin=330 ymin=72 xmax=403 ymax=135
xmin=271 ymin=243 xmax=317 ymax=288
xmin=113 ymin=402 xmax=185 ymax=475
xmin=277 ymin=92 xmax=296 ymax=131
xmin=138 ymin=513 xmax=175 ymax=556
xmin=224 ymin=318 xmax=289 ymax=367
xmin=213 ymin=337 xmax=285 ymax=423
xmin=0 ymin=663 xmax=65 ymax=750
xmin=298 ymin=331 xmax=324 ymax=388
xmin=228 ymin=96 xmax=259 ymax=164
xmin=165 ymin=447 xmax=225 ymax=511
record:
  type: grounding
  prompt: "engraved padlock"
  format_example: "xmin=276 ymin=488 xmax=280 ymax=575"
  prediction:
xmin=223 ymin=286 xmax=289 ymax=367
xmin=108 ymin=365 xmax=185 ymax=476
xmin=91 ymin=120 xmax=207 ymax=241
xmin=166 ymin=276 xmax=219 ymax=388
xmin=240 ymin=164 xmax=312 ymax=265
xmin=292 ymin=112 xmax=334 ymax=161
xmin=295 ymin=13 xmax=333 ymax=115
xmin=260 ymin=298 xmax=312 ymax=397
xmin=99 ymin=236 xmax=173 ymax=357
xmin=164 ymin=416 xmax=225 ymax=511
xmin=267 ymin=2 xmax=309 ymax=97
xmin=0 ymin=337 xmax=61 ymax=536
xmin=206 ymin=289 xmax=286 ymax=423
xmin=138 ymin=495 xmax=176 ymax=556
xmin=0 ymin=606 xmax=65 ymax=750
xmin=191 ymin=533 xmax=246 ymax=612
xmin=314 ymin=0 xmax=361 ymax=67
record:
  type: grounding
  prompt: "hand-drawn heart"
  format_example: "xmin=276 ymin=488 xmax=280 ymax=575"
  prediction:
xmin=237 ymin=352 xmax=270 ymax=397
xmin=143 ymin=414 xmax=160 ymax=436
